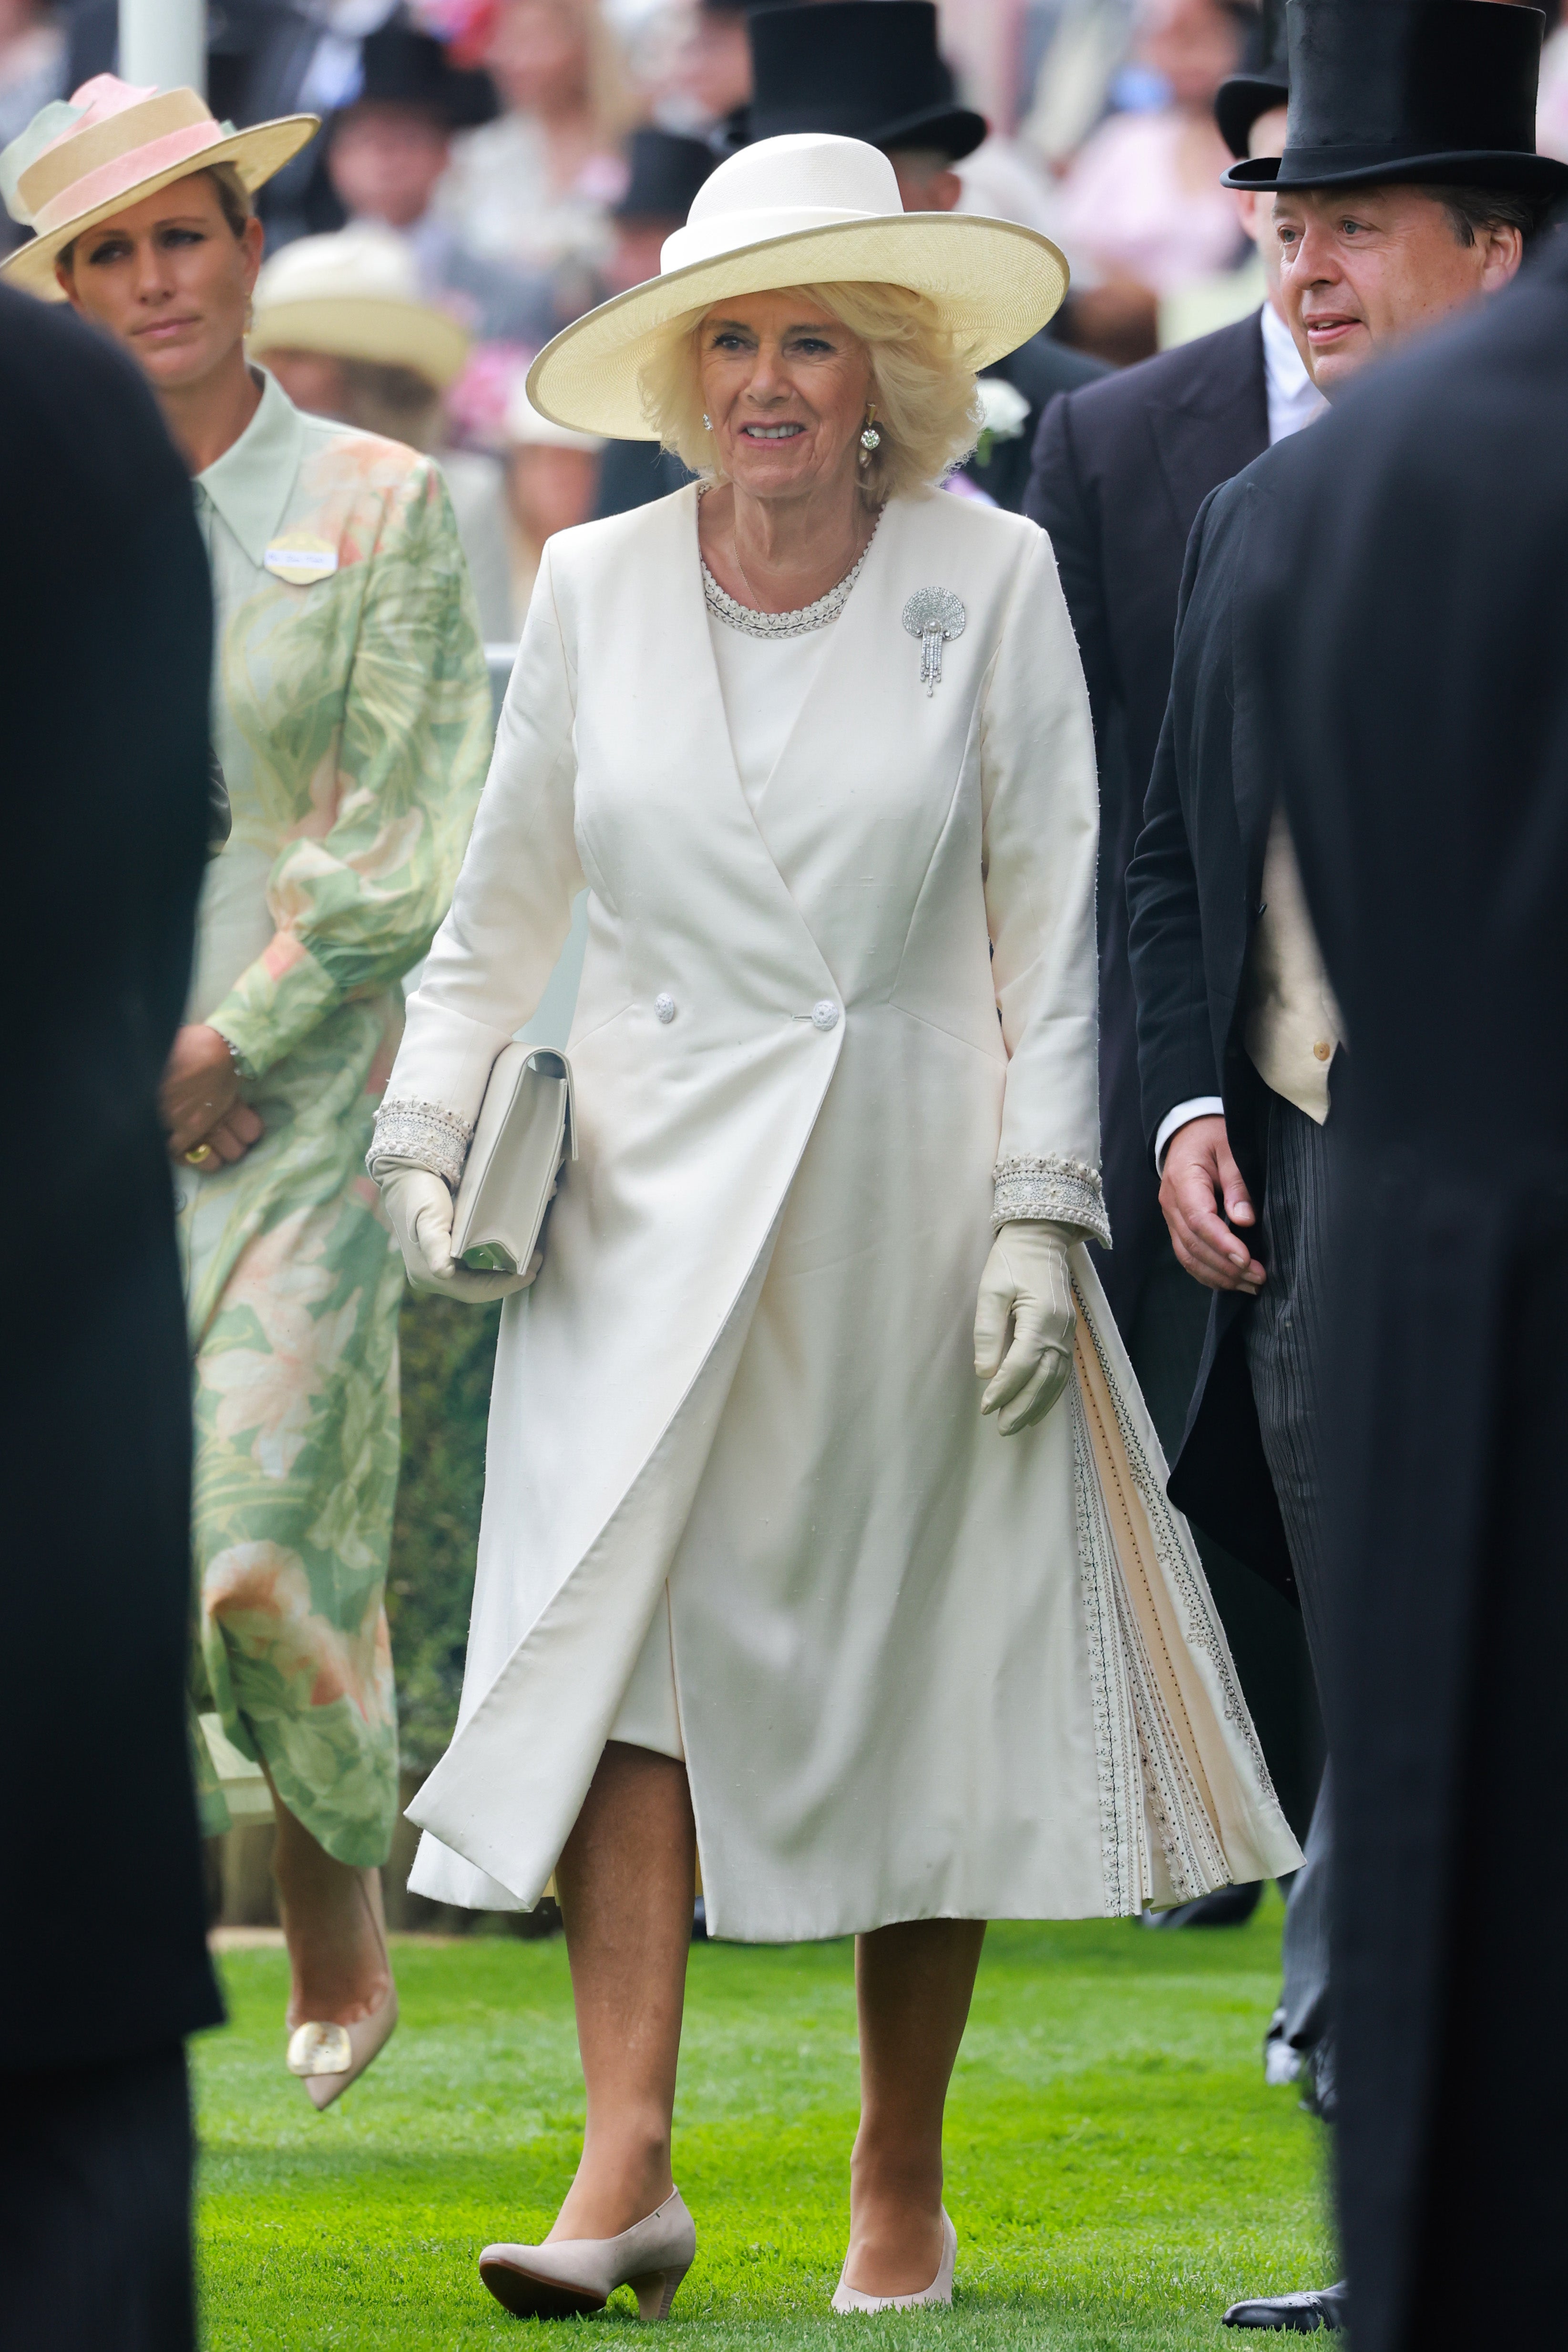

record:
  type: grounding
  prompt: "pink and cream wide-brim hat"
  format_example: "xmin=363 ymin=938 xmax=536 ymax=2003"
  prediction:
xmin=0 ymin=74 xmax=318 ymax=299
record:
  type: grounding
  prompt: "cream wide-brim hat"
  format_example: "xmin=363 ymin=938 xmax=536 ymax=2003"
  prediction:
xmin=249 ymin=225 xmax=471 ymax=390
xmin=526 ymin=133 xmax=1070 ymax=442
xmin=0 ymin=76 xmax=317 ymax=299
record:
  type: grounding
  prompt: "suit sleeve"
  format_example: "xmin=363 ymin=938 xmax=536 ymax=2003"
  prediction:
xmin=1025 ymin=391 xmax=1118 ymax=749
xmin=982 ymin=529 xmax=1110 ymax=1244
xmin=372 ymin=540 xmax=586 ymax=1175
xmin=1125 ymin=487 xmax=1225 ymax=1158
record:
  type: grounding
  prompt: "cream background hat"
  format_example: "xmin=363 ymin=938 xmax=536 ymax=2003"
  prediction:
xmin=250 ymin=226 xmax=471 ymax=390
xmin=0 ymin=74 xmax=316 ymax=299
xmin=526 ymin=133 xmax=1070 ymax=442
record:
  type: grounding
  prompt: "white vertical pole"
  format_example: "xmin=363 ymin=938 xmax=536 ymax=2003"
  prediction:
xmin=120 ymin=0 xmax=205 ymax=95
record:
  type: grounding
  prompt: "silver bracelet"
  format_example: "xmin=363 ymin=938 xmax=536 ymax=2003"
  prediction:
xmin=211 ymin=1026 xmax=255 ymax=1084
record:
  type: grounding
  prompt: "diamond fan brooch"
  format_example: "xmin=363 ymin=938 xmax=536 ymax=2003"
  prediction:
xmin=902 ymin=587 xmax=967 ymax=696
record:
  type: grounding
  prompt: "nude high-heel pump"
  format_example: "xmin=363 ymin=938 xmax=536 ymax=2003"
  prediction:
xmin=479 ymin=2188 xmax=697 ymax=2321
xmin=832 ymin=2208 xmax=957 ymax=2313
xmin=284 ymin=1867 xmax=398 ymax=2111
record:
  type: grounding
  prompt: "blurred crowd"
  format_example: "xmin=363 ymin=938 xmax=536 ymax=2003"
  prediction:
xmin=22 ymin=0 xmax=1561 ymax=632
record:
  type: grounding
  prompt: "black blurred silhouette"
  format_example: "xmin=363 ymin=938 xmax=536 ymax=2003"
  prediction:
xmin=1261 ymin=231 xmax=1568 ymax=2352
xmin=0 ymin=283 xmax=222 ymax=2352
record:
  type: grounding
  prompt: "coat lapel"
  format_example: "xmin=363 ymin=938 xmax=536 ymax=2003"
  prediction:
xmin=1230 ymin=457 xmax=1286 ymax=899
xmin=646 ymin=488 xmax=844 ymax=988
xmin=691 ymin=494 xmax=938 ymax=991
xmin=1146 ymin=312 xmax=1269 ymax=552
xmin=737 ymin=495 xmax=985 ymax=1007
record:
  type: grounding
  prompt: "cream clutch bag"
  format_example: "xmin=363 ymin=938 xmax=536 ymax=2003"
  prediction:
xmin=449 ymin=1045 xmax=575 ymax=1276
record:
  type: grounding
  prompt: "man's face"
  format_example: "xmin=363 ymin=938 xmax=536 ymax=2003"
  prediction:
xmin=669 ymin=9 xmax=751 ymax=122
xmin=263 ymin=347 xmax=350 ymax=418
xmin=1231 ymin=103 xmax=1289 ymax=304
xmin=328 ymin=103 xmax=451 ymax=229
xmin=605 ymin=216 xmax=674 ymax=295
xmin=1273 ymin=182 xmax=1524 ymax=394
xmin=885 ymin=148 xmax=963 ymax=215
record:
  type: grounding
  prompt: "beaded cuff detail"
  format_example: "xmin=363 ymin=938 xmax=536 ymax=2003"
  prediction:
xmin=368 ymin=1098 xmax=474 ymax=1190
xmin=993 ymin=1154 xmax=1111 ymax=1248
xmin=208 ymin=1023 xmax=256 ymax=1084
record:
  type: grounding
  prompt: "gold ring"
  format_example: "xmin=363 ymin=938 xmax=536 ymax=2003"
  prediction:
xmin=184 ymin=1144 xmax=215 ymax=1168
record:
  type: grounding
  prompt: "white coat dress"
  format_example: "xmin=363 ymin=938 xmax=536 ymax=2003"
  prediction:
xmin=380 ymin=482 xmax=1301 ymax=1938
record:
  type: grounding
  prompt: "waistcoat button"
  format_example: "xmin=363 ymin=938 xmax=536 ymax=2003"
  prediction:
xmin=1312 ymin=1039 xmax=1331 ymax=1061
xmin=811 ymin=1000 xmax=840 ymax=1031
xmin=655 ymin=994 xmax=676 ymax=1024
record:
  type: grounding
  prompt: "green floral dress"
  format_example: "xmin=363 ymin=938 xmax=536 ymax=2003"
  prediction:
xmin=185 ymin=371 xmax=492 ymax=1864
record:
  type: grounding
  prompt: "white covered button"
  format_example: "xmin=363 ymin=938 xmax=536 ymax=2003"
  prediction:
xmin=811 ymin=1000 xmax=840 ymax=1031
xmin=655 ymin=993 xmax=676 ymax=1023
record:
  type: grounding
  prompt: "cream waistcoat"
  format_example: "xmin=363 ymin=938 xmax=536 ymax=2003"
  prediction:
xmin=1244 ymin=806 xmax=1344 ymax=1123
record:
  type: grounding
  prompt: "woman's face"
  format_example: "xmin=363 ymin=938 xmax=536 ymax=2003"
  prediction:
xmin=487 ymin=0 xmax=589 ymax=115
xmin=1138 ymin=0 xmax=1244 ymax=111
xmin=60 ymin=172 xmax=263 ymax=395
xmin=697 ymin=291 xmax=872 ymax=505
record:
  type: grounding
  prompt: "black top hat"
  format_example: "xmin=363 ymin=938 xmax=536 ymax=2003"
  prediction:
xmin=345 ymin=16 xmax=499 ymax=133
xmin=743 ymin=1 xmax=987 ymax=164
xmin=1215 ymin=0 xmax=1289 ymax=161
xmin=613 ymin=128 xmax=715 ymax=224
xmin=1224 ymin=0 xmax=1568 ymax=194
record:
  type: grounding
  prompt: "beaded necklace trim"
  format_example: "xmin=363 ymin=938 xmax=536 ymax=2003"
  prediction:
xmin=700 ymin=511 xmax=881 ymax=639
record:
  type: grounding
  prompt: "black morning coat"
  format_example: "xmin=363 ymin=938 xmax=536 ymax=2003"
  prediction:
xmin=1026 ymin=311 xmax=1269 ymax=1333
xmin=1124 ymin=416 xmax=1325 ymax=1604
xmin=0 ymin=287 xmax=223 ymax=2067
xmin=1260 ymin=235 xmax=1568 ymax=2352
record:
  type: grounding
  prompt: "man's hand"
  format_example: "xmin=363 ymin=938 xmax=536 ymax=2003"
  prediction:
xmin=1159 ymin=1115 xmax=1264 ymax=1294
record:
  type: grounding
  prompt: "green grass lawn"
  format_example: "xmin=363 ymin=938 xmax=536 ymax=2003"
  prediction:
xmin=196 ymin=1894 xmax=1332 ymax=2349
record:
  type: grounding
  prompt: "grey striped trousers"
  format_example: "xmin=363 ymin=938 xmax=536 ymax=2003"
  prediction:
xmin=1246 ymin=1091 xmax=1336 ymax=2110
xmin=1245 ymin=1091 xmax=1334 ymax=1683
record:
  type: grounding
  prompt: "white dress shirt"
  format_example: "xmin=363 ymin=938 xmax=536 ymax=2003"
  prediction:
xmin=1261 ymin=294 xmax=1328 ymax=445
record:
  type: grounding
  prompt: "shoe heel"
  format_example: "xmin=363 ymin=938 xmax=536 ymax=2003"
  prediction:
xmin=630 ymin=2262 xmax=688 ymax=2322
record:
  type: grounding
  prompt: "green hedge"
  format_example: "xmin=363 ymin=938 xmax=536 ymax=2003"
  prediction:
xmin=387 ymin=1290 xmax=502 ymax=1773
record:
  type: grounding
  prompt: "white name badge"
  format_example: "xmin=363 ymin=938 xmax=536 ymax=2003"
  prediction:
xmin=264 ymin=534 xmax=339 ymax=586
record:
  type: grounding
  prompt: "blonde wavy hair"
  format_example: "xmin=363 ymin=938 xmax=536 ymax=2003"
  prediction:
xmin=638 ymin=281 xmax=983 ymax=506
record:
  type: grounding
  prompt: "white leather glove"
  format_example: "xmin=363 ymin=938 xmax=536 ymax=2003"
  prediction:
xmin=974 ymin=1219 xmax=1078 ymax=1436
xmin=379 ymin=1165 xmax=536 ymax=1303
